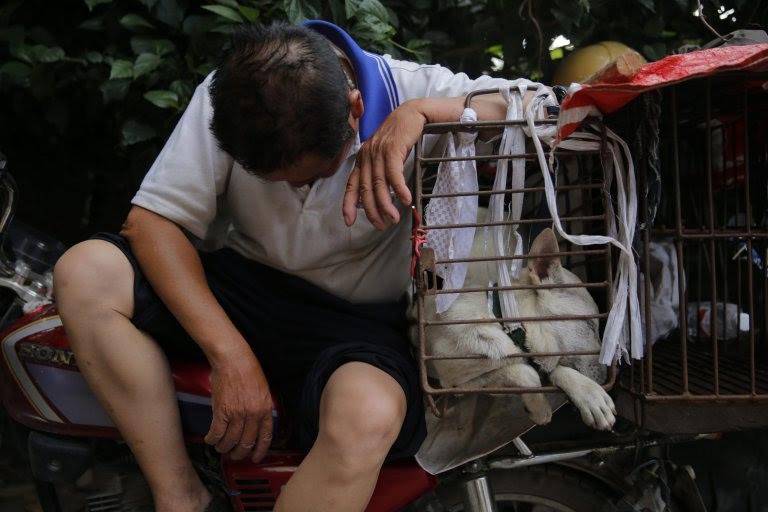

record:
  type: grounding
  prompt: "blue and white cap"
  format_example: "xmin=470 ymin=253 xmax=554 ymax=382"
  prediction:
xmin=303 ymin=20 xmax=400 ymax=142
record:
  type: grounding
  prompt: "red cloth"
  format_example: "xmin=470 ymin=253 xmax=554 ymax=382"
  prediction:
xmin=556 ymin=44 xmax=768 ymax=141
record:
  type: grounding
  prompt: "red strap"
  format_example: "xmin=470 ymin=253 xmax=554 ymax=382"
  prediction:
xmin=410 ymin=206 xmax=428 ymax=278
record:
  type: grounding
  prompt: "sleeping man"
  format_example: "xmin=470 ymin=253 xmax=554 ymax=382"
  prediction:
xmin=53 ymin=20 xmax=535 ymax=512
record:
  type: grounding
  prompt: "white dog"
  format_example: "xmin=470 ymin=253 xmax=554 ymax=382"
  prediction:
xmin=422 ymin=222 xmax=617 ymax=431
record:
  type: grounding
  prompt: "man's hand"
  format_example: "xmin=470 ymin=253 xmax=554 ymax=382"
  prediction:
xmin=341 ymin=89 xmax=554 ymax=230
xmin=342 ymin=100 xmax=428 ymax=230
xmin=205 ymin=345 xmax=273 ymax=463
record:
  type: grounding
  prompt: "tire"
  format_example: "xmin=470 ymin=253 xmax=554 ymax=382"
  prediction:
xmin=434 ymin=464 xmax=621 ymax=512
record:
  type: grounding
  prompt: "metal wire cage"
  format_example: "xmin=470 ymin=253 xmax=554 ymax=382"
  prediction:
xmin=411 ymin=89 xmax=622 ymax=416
xmin=623 ymin=72 xmax=768 ymax=431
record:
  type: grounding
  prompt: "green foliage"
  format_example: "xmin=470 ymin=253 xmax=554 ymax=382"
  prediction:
xmin=0 ymin=0 xmax=760 ymax=242
xmin=0 ymin=0 xmax=435 ymax=148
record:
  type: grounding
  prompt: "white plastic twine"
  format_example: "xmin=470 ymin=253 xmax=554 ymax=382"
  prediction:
xmin=488 ymin=83 xmax=557 ymax=333
xmin=488 ymin=85 xmax=527 ymax=331
xmin=526 ymin=92 xmax=643 ymax=364
xmin=425 ymin=107 xmax=480 ymax=314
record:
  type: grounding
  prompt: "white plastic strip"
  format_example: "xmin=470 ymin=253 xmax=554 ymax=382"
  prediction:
xmin=426 ymin=108 xmax=480 ymax=313
xmin=526 ymin=95 xmax=643 ymax=364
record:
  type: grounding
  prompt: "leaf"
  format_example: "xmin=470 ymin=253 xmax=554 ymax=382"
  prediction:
xmin=130 ymin=36 xmax=175 ymax=56
xmin=328 ymin=0 xmax=345 ymax=23
xmin=636 ymin=0 xmax=655 ymax=12
xmin=486 ymin=44 xmax=503 ymax=58
xmin=109 ymin=59 xmax=134 ymax=79
xmin=385 ymin=6 xmax=398 ymax=28
xmin=0 ymin=61 xmax=31 ymax=79
xmin=85 ymin=51 xmax=103 ymax=63
xmin=36 ymin=46 xmax=65 ymax=63
xmin=169 ymin=79 xmax=194 ymax=100
xmin=282 ymin=0 xmax=321 ymax=23
xmin=10 ymin=44 xmax=65 ymax=64
xmin=144 ymin=89 xmax=179 ymax=109
xmin=133 ymin=53 xmax=162 ymax=78
xmin=83 ymin=0 xmax=112 ymax=10
xmin=209 ymin=24 xmax=237 ymax=34
xmin=215 ymin=0 xmax=240 ymax=7
xmin=193 ymin=61 xmax=216 ymax=76
xmin=202 ymin=4 xmax=244 ymax=22
xmin=121 ymin=120 xmax=156 ymax=146
xmin=9 ymin=43 xmax=36 ymax=63
xmin=406 ymin=38 xmax=431 ymax=63
xmin=182 ymin=14 xmax=217 ymax=36
xmin=345 ymin=0 xmax=388 ymax=21
xmin=119 ymin=14 xmax=156 ymax=31
xmin=237 ymin=5 xmax=259 ymax=22
xmin=100 ymin=79 xmax=131 ymax=103
xmin=351 ymin=13 xmax=394 ymax=41
xmin=154 ymin=0 xmax=186 ymax=28
xmin=78 ymin=16 xmax=104 ymax=30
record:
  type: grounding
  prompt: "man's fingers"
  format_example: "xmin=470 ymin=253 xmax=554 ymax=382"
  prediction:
xmin=204 ymin=413 xmax=228 ymax=446
xmin=359 ymin=152 xmax=386 ymax=230
xmin=229 ymin=416 xmax=259 ymax=461
xmin=385 ymin=151 xmax=412 ymax=207
xmin=251 ymin=415 xmax=273 ymax=463
xmin=343 ymin=166 xmax=360 ymax=226
xmin=372 ymin=151 xmax=399 ymax=224
xmin=215 ymin=416 xmax=244 ymax=454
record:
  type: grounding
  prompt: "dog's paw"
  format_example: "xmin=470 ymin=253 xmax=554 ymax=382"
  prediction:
xmin=570 ymin=380 xmax=616 ymax=431
xmin=522 ymin=392 xmax=552 ymax=425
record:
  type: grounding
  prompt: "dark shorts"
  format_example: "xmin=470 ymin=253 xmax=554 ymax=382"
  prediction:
xmin=91 ymin=233 xmax=426 ymax=461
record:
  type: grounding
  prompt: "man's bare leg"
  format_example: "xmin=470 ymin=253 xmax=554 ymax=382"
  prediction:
xmin=54 ymin=240 xmax=210 ymax=512
xmin=274 ymin=362 xmax=407 ymax=512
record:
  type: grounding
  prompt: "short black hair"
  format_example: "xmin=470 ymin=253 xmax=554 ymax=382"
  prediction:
xmin=209 ymin=23 xmax=355 ymax=174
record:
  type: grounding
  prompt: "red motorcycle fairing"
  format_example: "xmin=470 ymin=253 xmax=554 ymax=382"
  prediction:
xmin=0 ymin=304 xmax=295 ymax=445
xmin=222 ymin=454 xmax=437 ymax=512
xmin=0 ymin=304 xmax=225 ymax=439
xmin=1 ymin=304 xmax=437 ymax=511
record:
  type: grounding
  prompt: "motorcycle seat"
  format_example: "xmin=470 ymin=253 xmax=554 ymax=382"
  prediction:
xmin=171 ymin=360 xmax=215 ymax=397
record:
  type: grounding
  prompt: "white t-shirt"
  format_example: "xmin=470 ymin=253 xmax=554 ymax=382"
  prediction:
xmin=131 ymin=56 xmax=512 ymax=303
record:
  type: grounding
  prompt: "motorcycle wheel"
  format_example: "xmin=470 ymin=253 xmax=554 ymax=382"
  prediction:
xmin=434 ymin=465 xmax=621 ymax=512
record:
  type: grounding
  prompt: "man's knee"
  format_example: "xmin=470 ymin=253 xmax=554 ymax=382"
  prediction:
xmin=54 ymin=240 xmax=135 ymax=320
xmin=318 ymin=363 xmax=406 ymax=470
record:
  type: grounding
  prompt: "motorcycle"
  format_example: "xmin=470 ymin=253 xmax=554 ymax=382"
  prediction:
xmin=0 ymin=149 xmax=708 ymax=512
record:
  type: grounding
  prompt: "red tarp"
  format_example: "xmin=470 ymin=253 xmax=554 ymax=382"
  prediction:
xmin=556 ymin=43 xmax=768 ymax=141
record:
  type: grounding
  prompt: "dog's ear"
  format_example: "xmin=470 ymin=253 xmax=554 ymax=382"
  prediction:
xmin=528 ymin=228 xmax=561 ymax=281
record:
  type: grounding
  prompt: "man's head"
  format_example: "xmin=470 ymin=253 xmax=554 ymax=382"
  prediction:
xmin=209 ymin=23 xmax=363 ymax=184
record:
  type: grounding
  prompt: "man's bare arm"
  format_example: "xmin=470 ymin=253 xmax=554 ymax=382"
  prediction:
xmin=343 ymin=91 xmax=544 ymax=229
xmin=121 ymin=206 xmax=272 ymax=462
